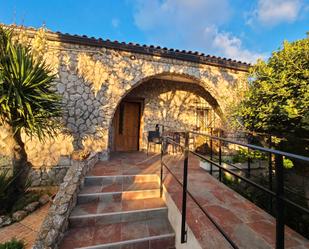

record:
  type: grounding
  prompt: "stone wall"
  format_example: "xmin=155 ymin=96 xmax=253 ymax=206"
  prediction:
xmin=28 ymin=157 xmax=71 ymax=186
xmin=125 ymin=79 xmax=221 ymax=150
xmin=0 ymin=27 xmax=248 ymax=170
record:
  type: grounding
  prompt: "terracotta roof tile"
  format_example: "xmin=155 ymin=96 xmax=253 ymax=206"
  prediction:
xmin=2 ymin=24 xmax=250 ymax=71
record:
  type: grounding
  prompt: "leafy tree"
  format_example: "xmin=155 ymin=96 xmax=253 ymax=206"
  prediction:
xmin=237 ymin=37 xmax=309 ymax=139
xmin=0 ymin=26 xmax=62 ymax=192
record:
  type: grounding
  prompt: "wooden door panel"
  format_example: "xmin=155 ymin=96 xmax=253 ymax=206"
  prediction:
xmin=113 ymin=101 xmax=140 ymax=151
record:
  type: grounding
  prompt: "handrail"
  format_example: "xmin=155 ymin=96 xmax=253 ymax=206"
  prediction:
xmin=190 ymin=150 xmax=309 ymax=216
xmin=158 ymin=123 xmax=309 ymax=141
xmin=158 ymin=123 xmax=309 ymax=161
xmin=158 ymin=124 xmax=309 ymax=249
xmin=161 ymin=159 xmax=240 ymax=249
xmin=190 ymin=130 xmax=309 ymax=161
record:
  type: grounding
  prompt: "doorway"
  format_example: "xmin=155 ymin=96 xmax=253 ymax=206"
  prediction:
xmin=112 ymin=99 xmax=142 ymax=151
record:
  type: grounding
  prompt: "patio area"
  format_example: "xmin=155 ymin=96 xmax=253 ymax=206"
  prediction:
xmin=59 ymin=151 xmax=309 ymax=249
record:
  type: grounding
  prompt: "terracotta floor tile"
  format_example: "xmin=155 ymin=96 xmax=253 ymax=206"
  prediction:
xmin=123 ymin=182 xmax=159 ymax=191
xmin=147 ymin=218 xmax=172 ymax=236
xmin=121 ymin=220 xmax=149 ymax=241
xmin=70 ymin=216 xmax=96 ymax=228
xmin=71 ymin=200 xmax=98 ymax=216
xmin=143 ymin=198 xmax=166 ymax=209
xmin=80 ymin=185 xmax=102 ymax=194
xmin=97 ymin=198 xmax=122 ymax=213
xmin=121 ymin=241 xmax=149 ymax=249
xmin=149 ymin=237 xmax=174 ymax=249
xmin=60 ymin=227 xmax=94 ymax=248
xmin=122 ymin=199 xmax=145 ymax=211
xmin=101 ymin=182 xmax=123 ymax=192
xmin=203 ymin=205 xmax=242 ymax=227
xmin=247 ymin=220 xmax=276 ymax=246
xmin=92 ymin=223 xmax=121 ymax=245
xmin=222 ymin=223 xmax=272 ymax=249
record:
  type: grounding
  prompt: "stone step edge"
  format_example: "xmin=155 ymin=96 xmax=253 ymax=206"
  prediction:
xmin=70 ymin=207 xmax=167 ymax=220
xmin=83 ymin=181 xmax=160 ymax=188
xmin=78 ymin=189 xmax=160 ymax=197
xmin=76 ymin=233 xmax=175 ymax=249
xmin=85 ymin=174 xmax=159 ymax=178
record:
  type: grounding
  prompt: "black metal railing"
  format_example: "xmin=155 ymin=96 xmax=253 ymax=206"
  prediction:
xmin=158 ymin=124 xmax=309 ymax=249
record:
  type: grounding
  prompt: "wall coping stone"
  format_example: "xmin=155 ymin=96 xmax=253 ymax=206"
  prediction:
xmin=4 ymin=24 xmax=250 ymax=72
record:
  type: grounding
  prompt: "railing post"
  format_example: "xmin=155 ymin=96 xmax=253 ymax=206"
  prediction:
xmin=160 ymin=137 xmax=164 ymax=198
xmin=160 ymin=125 xmax=165 ymax=197
xmin=210 ymin=128 xmax=213 ymax=175
xmin=247 ymin=135 xmax=251 ymax=178
xmin=247 ymin=149 xmax=251 ymax=177
xmin=275 ymin=154 xmax=284 ymax=249
xmin=219 ymin=130 xmax=222 ymax=182
xmin=181 ymin=131 xmax=189 ymax=243
xmin=268 ymin=135 xmax=273 ymax=212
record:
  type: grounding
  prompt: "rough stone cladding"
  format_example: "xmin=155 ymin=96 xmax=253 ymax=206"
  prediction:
xmin=0 ymin=28 xmax=248 ymax=169
xmin=125 ymin=79 xmax=220 ymax=150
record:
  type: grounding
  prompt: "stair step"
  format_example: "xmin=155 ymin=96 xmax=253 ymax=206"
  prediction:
xmin=80 ymin=181 xmax=160 ymax=194
xmin=59 ymin=218 xmax=175 ymax=249
xmin=78 ymin=189 xmax=161 ymax=204
xmin=70 ymin=198 xmax=167 ymax=227
xmin=84 ymin=175 xmax=159 ymax=186
xmin=78 ymin=180 xmax=161 ymax=204
xmin=70 ymin=207 xmax=168 ymax=228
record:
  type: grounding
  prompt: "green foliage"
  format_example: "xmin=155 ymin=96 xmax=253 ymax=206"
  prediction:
xmin=283 ymin=158 xmax=294 ymax=169
xmin=0 ymin=26 xmax=62 ymax=140
xmin=10 ymin=191 xmax=40 ymax=213
xmin=236 ymin=38 xmax=309 ymax=137
xmin=0 ymin=169 xmax=18 ymax=213
xmin=0 ymin=238 xmax=24 ymax=249
xmin=229 ymin=147 xmax=267 ymax=164
xmin=0 ymin=169 xmax=30 ymax=214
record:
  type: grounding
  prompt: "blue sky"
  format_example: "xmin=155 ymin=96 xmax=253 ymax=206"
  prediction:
xmin=0 ymin=0 xmax=308 ymax=63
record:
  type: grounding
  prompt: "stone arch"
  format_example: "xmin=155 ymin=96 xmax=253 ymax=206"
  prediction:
xmin=110 ymin=72 xmax=224 ymax=124
xmin=108 ymin=72 xmax=225 ymax=152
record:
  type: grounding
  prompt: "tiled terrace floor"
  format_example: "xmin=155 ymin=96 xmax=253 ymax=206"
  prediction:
xmin=0 ymin=203 xmax=50 ymax=249
xmin=94 ymin=152 xmax=309 ymax=249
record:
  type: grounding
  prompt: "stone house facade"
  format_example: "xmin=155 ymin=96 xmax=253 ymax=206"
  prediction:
xmin=0 ymin=26 xmax=249 ymax=174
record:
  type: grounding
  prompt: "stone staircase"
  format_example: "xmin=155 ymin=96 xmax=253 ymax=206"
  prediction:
xmin=59 ymin=173 xmax=175 ymax=249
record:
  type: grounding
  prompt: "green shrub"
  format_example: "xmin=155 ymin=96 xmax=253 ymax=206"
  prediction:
xmin=0 ymin=169 xmax=30 ymax=214
xmin=0 ymin=238 xmax=24 ymax=249
xmin=11 ymin=191 xmax=40 ymax=213
xmin=0 ymin=169 xmax=18 ymax=214
xmin=230 ymin=148 xmax=267 ymax=164
xmin=283 ymin=158 xmax=294 ymax=169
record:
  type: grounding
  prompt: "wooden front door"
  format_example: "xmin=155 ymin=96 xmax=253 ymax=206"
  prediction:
xmin=113 ymin=101 xmax=141 ymax=151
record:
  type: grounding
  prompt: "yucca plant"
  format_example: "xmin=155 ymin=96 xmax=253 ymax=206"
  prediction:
xmin=0 ymin=26 xmax=62 ymax=193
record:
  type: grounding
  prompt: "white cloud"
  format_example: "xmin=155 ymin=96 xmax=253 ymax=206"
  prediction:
xmin=111 ymin=18 xmax=120 ymax=28
xmin=211 ymin=29 xmax=266 ymax=62
xmin=132 ymin=0 xmax=264 ymax=63
xmin=134 ymin=0 xmax=230 ymax=30
xmin=247 ymin=0 xmax=303 ymax=26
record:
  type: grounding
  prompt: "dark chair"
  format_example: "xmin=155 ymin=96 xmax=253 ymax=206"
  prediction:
xmin=171 ymin=132 xmax=180 ymax=154
xmin=147 ymin=130 xmax=161 ymax=155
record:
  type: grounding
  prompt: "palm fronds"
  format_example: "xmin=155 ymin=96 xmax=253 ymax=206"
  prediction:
xmin=0 ymin=26 xmax=62 ymax=140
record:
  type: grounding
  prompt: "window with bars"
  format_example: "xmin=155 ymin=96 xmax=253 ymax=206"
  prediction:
xmin=196 ymin=107 xmax=210 ymax=131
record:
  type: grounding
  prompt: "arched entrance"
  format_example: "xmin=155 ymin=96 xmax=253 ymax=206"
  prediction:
xmin=109 ymin=74 xmax=223 ymax=152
